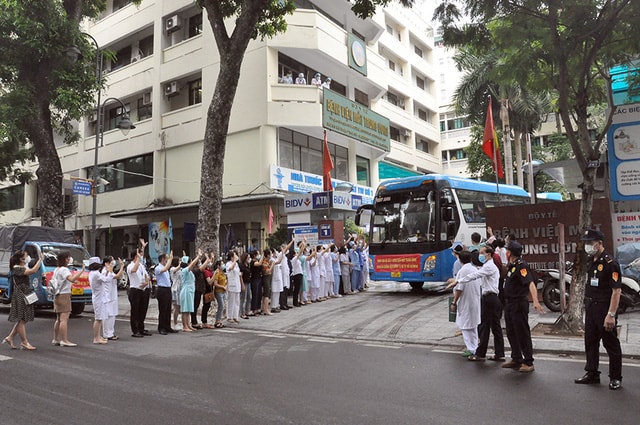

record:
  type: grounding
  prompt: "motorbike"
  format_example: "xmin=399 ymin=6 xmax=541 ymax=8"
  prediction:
xmin=539 ymin=256 xmax=640 ymax=314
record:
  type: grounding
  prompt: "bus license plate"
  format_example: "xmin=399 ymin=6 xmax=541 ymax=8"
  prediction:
xmin=71 ymin=287 xmax=84 ymax=295
xmin=391 ymin=272 xmax=401 ymax=278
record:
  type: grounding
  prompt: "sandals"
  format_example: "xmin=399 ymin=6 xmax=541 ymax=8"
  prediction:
xmin=214 ymin=322 xmax=225 ymax=328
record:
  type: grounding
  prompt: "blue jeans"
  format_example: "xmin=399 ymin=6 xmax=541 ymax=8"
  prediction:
xmin=351 ymin=269 xmax=361 ymax=292
xmin=215 ymin=292 xmax=226 ymax=322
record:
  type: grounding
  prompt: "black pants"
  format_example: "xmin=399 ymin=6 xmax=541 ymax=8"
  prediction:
xmin=156 ymin=286 xmax=173 ymax=332
xmin=584 ymin=300 xmax=622 ymax=380
xmin=476 ymin=293 xmax=505 ymax=358
xmin=191 ymin=290 xmax=203 ymax=326
xmin=504 ymin=298 xmax=533 ymax=366
xmin=250 ymin=277 xmax=262 ymax=311
xmin=128 ymin=288 xmax=148 ymax=335
xmin=141 ymin=288 xmax=150 ymax=329
xmin=291 ymin=274 xmax=302 ymax=306
xmin=280 ymin=286 xmax=289 ymax=308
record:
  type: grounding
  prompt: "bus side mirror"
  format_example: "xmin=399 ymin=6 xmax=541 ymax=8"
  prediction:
xmin=355 ymin=204 xmax=373 ymax=226
xmin=441 ymin=207 xmax=454 ymax=222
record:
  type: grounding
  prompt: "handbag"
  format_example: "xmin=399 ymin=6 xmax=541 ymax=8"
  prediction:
xmin=24 ymin=291 xmax=39 ymax=305
xmin=203 ymin=291 xmax=215 ymax=303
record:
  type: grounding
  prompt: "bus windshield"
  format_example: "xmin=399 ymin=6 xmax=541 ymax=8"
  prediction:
xmin=372 ymin=189 xmax=436 ymax=243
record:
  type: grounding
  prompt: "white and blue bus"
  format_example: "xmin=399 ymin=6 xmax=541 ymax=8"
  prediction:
xmin=355 ymin=174 xmax=530 ymax=290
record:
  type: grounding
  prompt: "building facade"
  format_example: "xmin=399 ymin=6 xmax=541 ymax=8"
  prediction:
xmin=0 ymin=0 xmax=442 ymax=256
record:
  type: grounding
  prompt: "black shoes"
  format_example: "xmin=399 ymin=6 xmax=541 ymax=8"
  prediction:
xmin=158 ymin=330 xmax=168 ymax=335
xmin=142 ymin=330 xmax=153 ymax=336
xmin=609 ymin=379 xmax=622 ymax=390
xmin=131 ymin=333 xmax=144 ymax=338
xmin=167 ymin=328 xmax=179 ymax=333
xmin=575 ymin=372 xmax=600 ymax=384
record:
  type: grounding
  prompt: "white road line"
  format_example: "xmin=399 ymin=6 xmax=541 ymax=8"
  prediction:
xmin=360 ymin=343 xmax=401 ymax=349
xmin=216 ymin=330 xmax=239 ymax=334
xmin=0 ymin=355 xmax=12 ymax=361
xmin=308 ymin=338 xmax=338 ymax=344
xmin=260 ymin=334 xmax=287 ymax=339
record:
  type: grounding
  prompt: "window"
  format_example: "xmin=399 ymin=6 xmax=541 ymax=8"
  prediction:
xmin=137 ymin=97 xmax=152 ymax=121
xmin=388 ymin=59 xmax=396 ymax=72
xmin=278 ymin=52 xmax=346 ymax=96
xmin=446 ymin=116 xmax=471 ymax=130
xmin=92 ymin=154 xmax=154 ymax=193
xmin=390 ymin=126 xmax=400 ymax=142
xmin=0 ymin=184 xmax=25 ymax=212
xmin=188 ymin=79 xmax=202 ymax=105
xmin=278 ymin=128 xmax=348 ymax=181
xmin=189 ymin=13 xmax=203 ymax=38
xmin=112 ymin=46 xmax=131 ymax=70
xmin=356 ymin=156 xmax=370 ymax=186
xmin=113 ymin=0 xmax=132 ymax=12
xmin=106 ymin=103 xmax=131 ymax=131
xmin=440 ymin=120 xmax=446 ymax=132
xmin=414 ymin=45 xmax=423 ymax=58
xmin=138 ymin=35 xmax=153 ymax=58
xmin=386 ymin=92 xmax=399 ymax=107
xmin=417 ymin=139 xmax=430 ymax=154
xmin=416 ymin=76 xmax=425 ymax=90
xmin=418 ymin=109 xmax=427 ymax=122
xmin=354 ymin=88 xmax=369 ymax=107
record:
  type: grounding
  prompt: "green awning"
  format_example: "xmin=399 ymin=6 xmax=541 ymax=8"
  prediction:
xmin=378 ymin=161 xmax=421 ymax=179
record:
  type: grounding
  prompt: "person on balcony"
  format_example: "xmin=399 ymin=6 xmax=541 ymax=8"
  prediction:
xmin=311 ymin=72 xmax=322 ymax=87
xmin=295 ymin=73 xmax=307 ymax=85
xmin=281 ymin=72 xmax=293 ymax=84
xmin=322 ymin=77 xmax=332 ymax=89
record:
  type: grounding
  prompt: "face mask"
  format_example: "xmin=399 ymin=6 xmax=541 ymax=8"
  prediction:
xmin=585 ymin=244 xmax=597 ymax=255
xmin=24 ymin=255 xmax=31 ymax=265
xmin=256 ymin=255 xmax=261 ymax=261
xmin=294 ymin=247 xmax=300 ymax=254
xmin=111 ymin=260 xmax=116 ymax=267
xmin=478 ymin=254 xmax=487 ymax=264
xmin=68 ymin=257 xmax=74 ymax=266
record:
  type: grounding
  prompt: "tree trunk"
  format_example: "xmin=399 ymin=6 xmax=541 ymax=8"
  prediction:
xmin=513 ymin=130 xmax=523 ymax=188
xmin=197 ymin=1 xmax=269 ymax=255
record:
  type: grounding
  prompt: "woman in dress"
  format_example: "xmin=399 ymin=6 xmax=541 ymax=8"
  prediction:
xmin=3 ymin=250 xmax=43 ymax=350
xmin=52 ymin=251 xmax=84 ymax=347
xmin=249 ymin=251 xmax=263 ymax=315
xmin=260 ymin=249 xmax=273 ymax=315
xmin=180 ymin=253 xmax=201 ymax=332
xmin=225 ymin=251 xmax=241 ymax=323
xmin=169 ymin=257 xmax=182 ymax=327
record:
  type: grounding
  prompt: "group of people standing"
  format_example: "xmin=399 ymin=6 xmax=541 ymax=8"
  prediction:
xmin=447 ymin=227 xmax=624 ymax=390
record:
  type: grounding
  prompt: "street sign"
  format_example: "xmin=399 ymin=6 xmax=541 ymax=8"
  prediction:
xmin=72 ymin=180 xmax=93 ymax=196
xmin=319 ymin=223 xmax=332 ymax=238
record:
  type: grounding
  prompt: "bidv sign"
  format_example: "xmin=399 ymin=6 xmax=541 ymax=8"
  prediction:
xmin=284 ymin=195 xmax=312 ymax=213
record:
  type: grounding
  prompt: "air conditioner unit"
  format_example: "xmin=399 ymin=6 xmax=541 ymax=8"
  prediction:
xmin=142 ymin=92 xmax=152 ymax=105
xmin=131 ymin=54 xmax=141 ymax=63
xmin=403 ymin=130 xmax=411 ymax=138
xmin=165 ymin=15 xmax=181 ymax=33
xmin=164 ymin=81 xmax=179 ymax=96
xmin=88 ymin=112 xmax=98 ymax=123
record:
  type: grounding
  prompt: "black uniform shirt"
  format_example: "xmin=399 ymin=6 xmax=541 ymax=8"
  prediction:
xmin=503 ymin=258 xmax=534 ymax=299
xmin=585 ymin=251 xmax=621 ymax=302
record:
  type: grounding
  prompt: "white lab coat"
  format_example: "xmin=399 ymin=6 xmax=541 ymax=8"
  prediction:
xmin=454 ymin=263 xmax=482 ymax=330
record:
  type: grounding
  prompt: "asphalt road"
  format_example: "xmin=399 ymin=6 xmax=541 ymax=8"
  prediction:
xmin=0 ymin=311 xmax=638 ymax=425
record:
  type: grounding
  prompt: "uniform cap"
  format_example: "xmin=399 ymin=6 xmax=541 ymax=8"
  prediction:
xmin=506 ymin=241 xmax=523 ymax=257
xmin=89 ymin=256 xmax=102 ymax=265
xmin=181 ymin=255 xmax=190 ymax=264
xmin=581 ymin=229 xmax=605 ymax=242
xmin=451 ymin=243 xmax=464 ymax=253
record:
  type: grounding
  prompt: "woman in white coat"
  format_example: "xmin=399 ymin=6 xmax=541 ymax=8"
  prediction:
xmin=88 ymin=257 xmax=115 ymax=344
xmin=448 ymin=251 xmax=482 ymax=357
xmin=102 ymin=256 xmax=125 ymax=340
xmin=225 ymin=251 xmax=242 ymax=323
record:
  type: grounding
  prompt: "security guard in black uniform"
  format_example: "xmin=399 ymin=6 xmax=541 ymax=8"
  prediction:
xmin=501 ymin=241 xmax=545 ymax=373
xmin=575 ymin=229 xmax=623 ymax=390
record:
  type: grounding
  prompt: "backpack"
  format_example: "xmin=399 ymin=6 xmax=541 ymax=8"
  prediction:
xmin=46 ymin=268 xmax=61 ymax=300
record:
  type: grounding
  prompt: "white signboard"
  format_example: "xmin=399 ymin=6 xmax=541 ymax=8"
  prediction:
xmin=612 ymin=212 xmax=640 ymax=245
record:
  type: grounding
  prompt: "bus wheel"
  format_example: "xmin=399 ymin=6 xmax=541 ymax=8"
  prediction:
xmin=71 ymin=303 xmax=85 ymax=316
xmin=409 ymin=282 xmax=424 ymax=291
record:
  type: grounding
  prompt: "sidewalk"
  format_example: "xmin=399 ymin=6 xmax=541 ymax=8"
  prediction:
xmin=113 ymin=282 xmax=640 ymax=358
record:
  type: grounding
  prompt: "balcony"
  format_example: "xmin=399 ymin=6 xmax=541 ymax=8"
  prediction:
xmin=267 ymin=84 xmax=323 ymax=128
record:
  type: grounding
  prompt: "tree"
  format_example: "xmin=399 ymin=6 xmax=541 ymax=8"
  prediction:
xmin=435 ymin=0 xmax=640 ymax=332
xmin=195 ymin=0 xmax=413 ymax=255
xmin=0 ymin=0 xmax=122 ymax=228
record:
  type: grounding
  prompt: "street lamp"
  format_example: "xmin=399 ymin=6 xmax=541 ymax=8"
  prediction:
xmin=90 ymin=97 xmax=135 ymax=255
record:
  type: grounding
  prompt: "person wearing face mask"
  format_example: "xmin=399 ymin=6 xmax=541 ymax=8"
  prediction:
xmin=102 ymin=256 xmax=125 ymax=341
xmin=575 ymin=229 xmax=623 ymax=390
xmin=290 ymin=241 xmax=305 ymax=307
xmin=249 ymin=250 xmax=263 ymax=315
xmin=447 ymin=246 xmax=504 ymax=361
xmin=447 ymin=250 xmax=481 ymax=358
xmin=89 ymin=256 xmax=117 ymax=344
xmin=51 ymin=251 xmax=85 ymax=347
xmin=501 ymin=241 xmax=544 ymax=373
xmin=3 ymin=250 xmax=43 ymax=350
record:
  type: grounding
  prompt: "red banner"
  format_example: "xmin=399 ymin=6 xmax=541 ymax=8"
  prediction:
xmin=374 ymin=254 xmax=422 ymax=272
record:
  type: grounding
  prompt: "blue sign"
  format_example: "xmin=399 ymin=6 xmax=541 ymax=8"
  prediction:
xmin=312 ymin=192 xmax=331 ymax=209
xmin=608 ymin=103 xmax=640 ymax=201
xmin=319 ymin=224 xmax=332 ymax=238
xmin=72 ymin=180 xmax=93 ymax=196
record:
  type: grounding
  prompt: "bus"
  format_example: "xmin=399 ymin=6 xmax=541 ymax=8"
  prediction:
xmin=355 ymin=174 xmax=530 ymax=290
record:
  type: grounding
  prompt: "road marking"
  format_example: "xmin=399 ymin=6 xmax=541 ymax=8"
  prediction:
xmin=259 ymin=334 xmax=286 ymax=339
xmin=307 ymin=337 xmax=338 ymax=343
xmin=216 ymin=329 xmax=239 ymax=334
xmin=0 ymin=355 xmax=12 ymax=361
xmin=360 ymin=343 xmax=401 ymax=349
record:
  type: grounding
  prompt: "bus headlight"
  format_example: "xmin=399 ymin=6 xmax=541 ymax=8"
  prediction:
xmin=423 ymin=255 xmax=436 ymax=272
